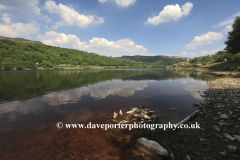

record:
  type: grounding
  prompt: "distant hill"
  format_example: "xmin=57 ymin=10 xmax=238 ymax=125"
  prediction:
xmin=0 ymin=36 xmax=43 ymax=44
xmin=117 ymin=55 xmax=189 ymax=66
xmin=0 ymin=37 xmax=149 ymax=71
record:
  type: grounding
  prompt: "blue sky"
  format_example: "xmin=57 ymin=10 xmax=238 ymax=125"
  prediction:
xmin=0 ymin=0 xmax=239 ymax=58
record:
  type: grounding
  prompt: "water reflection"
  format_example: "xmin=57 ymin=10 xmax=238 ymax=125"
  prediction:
xmin=0 ymin=69 xmax=217 ymax=160
xmin=0 ymin=69 xmax=215 ymax=123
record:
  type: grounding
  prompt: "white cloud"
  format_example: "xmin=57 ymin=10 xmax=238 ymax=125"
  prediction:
xmin=190 ymin=53 xmax=197 ymax=56
xmin=37 ymin=31 xmax=88 ymax=49
xmin=181 ymin=80 xmax=187 ymax=84
xmin=98 ymin=0 xmax=136 ymax=7
xmin=182 ymin=51 xmax=187 ymax=55
xmin=214 ymin=19 xmax=234 ymax=27
xmin=0 ymin=0 xmax=40 ymax=15
xmin=2 ymin=13 xmax=11 ymax=24
xmin=144 ymin=2 xmax=193 ymax=25
xmin=44 ymin=0 xmax=104 ymax=29
xmin=38 ymin=31 xmax=151 ymax=57
xmin=214 ymin=12 xmax=240 ymax=27
xmin=0 ymin=20 xmax=39 ymax=38
xmin=185 ymin=32 xmax=223 ymax=50
xmin=200 ymin=46 xmax=225 ymax=55
xmin=87 ymin=37 xmax=148 ymax=57
xmin=0 ymin=4 xmax=6 ymax=11
xmin=223 ymin=25 xmax=233 ymax=34
xmin=43 ymin=15 xmax=52 ymax=23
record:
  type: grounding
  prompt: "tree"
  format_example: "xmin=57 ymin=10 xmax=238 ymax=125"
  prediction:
xmin=224 ymin=15 xmax=240 ymax=55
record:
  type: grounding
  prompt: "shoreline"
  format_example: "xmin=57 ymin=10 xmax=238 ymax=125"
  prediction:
xmin=183 ymin=76 xmax=240 ymax=159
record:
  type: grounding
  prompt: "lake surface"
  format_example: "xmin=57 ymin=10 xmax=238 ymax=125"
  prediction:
xmin=0 ymin=69 xmax=216 ymax=159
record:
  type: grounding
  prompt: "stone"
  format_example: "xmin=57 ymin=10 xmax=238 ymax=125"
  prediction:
xmin=119 ymin=110 xmax=123 ymax=116
xmin=184 ymin=155 xmax=191 ymax=160
xmin=218 ymin=122 xmax=224 ymax=126
xmin=126 ymin=108 xmax=137 ymax=114
xmin=220 ymin=114 xmax=229 ymax=119
xmin=200 ymin=138 xmax=205 ymax=141
xmin=144 ymin=114 xmax=150 ymax=120
xmin=119 ymin=120 xmax=128 ymax=124
xmin=113 ymin=112 xmax=118 ymax=119
xmin=227 ymin=145 xmax=237 ymax=153
xmin=213 ymin=126 xmax=220 ymax=131
xmin=219 ymin=151 xmax=227 ymax=157
xmin=224 ymin=133 xmax=236 ymax=141
xmin=193 ymin=151 xmax=201 ymax=156
xmin=233 ymin=135 xmax=240 ymax=141
xmin=135 ymin=137 xmax=168 ymax=157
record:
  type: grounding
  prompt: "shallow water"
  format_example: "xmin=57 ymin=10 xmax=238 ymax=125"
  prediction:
xmin=0 ymin=69 xmax=216 ymax=159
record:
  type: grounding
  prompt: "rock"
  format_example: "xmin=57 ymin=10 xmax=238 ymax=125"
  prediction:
xmin=224 ymin=133 xmax=236 ymax=141
xmin=220 ymin=114 xmax=229 ymax=119
xmin=227 ymin=145 xmax=237 ymax=153
xmin=119 ymin=120 xmax=128 ymax=124
xmin=184 ymin=155 xmax=191 ymax=160
xmin=193 ymin=151 xmax=201 ymax=156
xmin=135 ymin=137 xmax=168 ymax=157
xmin=119 ymin=110 xmax=123 ymax=116
xmin=233 ymin=135 xmax=240 ymax=141
xmin=213 ymin=126 xmax=220 ymax=131
xmin=144 ymin=114 xmax=150 ymax=120
xmin=113 ymin=112 xmax=118 ymax=119
xmin=218 ymin=122 xmax=224 ymax=126
xmin=200 ymin=138 xmax=205 ymax=141
xmin=169 ymin=153 xmax=174 ymax=160
xmin=126 ymin=108 xmax=138 ymax=114
xmin=219 ymin=151 xmax=227 ymax=157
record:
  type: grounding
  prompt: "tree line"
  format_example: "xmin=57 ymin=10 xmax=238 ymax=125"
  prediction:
xmin=0 ymin=39 xmax=151 ymax=71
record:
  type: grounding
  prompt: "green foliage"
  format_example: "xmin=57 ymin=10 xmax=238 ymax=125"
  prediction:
xmin=235 ymin=52 xmax=240 ymax=60
xmin=118 ymin=55 xmax=187 ymax=66
xmin=225 ymin=16 xmax=240 ymax=54
xmin=0 ymin=39 xmax=150 ymax=71
xmin=16 ymin=65 xmax=26 ymax=70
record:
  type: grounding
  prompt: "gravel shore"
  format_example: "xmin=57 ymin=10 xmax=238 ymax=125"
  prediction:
xmin=209 ymin=78 xmax=240 ymax=89
xmin=189 ymin=77 xmax=240 ymax=159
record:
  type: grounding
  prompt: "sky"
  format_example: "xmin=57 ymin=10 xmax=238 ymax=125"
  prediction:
xmin=0 ymin=0 xmax=239 ymax=58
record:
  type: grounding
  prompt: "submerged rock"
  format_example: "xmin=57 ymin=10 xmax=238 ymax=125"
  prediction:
xmin=135 ymin=137 xmax=168 ymax=157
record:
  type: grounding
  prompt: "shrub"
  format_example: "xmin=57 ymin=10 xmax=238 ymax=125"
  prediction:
xmin=16 ymin=65 xmax=26 ymax=70
xmin=235 ymin=53 xmax=240 ymax=61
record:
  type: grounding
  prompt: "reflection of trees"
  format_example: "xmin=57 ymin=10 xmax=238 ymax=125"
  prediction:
xmin=0 ymin=69 xmax=216 ymax=102
xmin=189 ymin=72 xmax=216 ymax=82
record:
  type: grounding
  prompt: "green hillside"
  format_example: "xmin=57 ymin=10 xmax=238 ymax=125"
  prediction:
xmin=118 ymin=55 xmax=189 ymax=66
xmin=0 ymin=38 xmax=149 ymax=71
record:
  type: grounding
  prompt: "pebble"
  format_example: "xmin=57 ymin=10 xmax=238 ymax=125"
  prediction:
xmin=224 ymin=133 xmax=236 ymax=141
xmin=213 ymin=126 xmax=220 ymax=131
xmin=184 ymin=155 xmax=191 ymax=160
xmin=233 ymin=135 xmax=240 ymax=141
xmin=227 ymin=145 xmax=237 ymax=152
xmin=220 ymin=114 xmax=229 ymax=119
xmin=219 ymin=151 xmax=227 ymax=157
